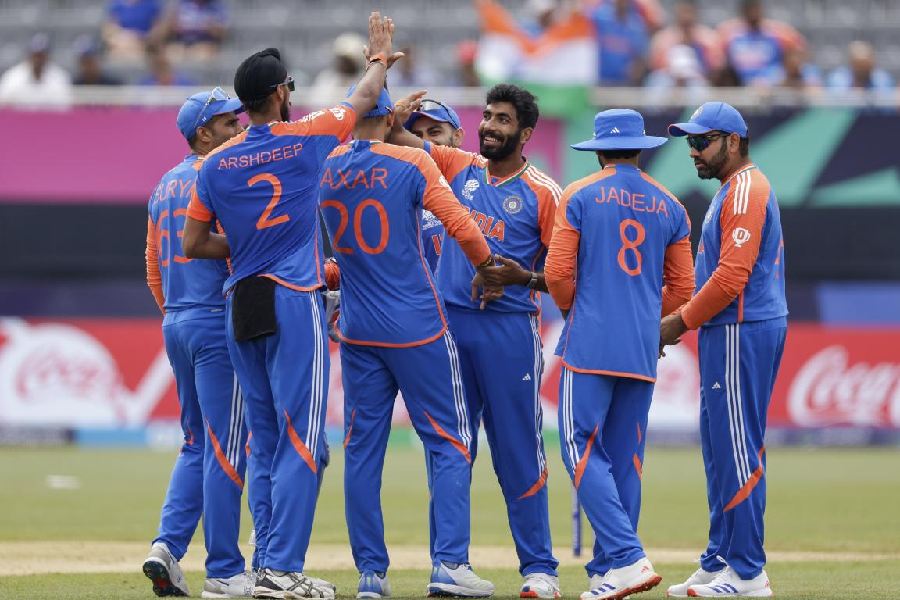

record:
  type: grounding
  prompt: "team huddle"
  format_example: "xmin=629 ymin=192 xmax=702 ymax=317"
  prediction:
xmin=143 ymin=12 xmax=787 ymax=600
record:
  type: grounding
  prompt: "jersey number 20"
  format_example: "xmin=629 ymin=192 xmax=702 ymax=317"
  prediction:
xmin=321 ymin=199 xmax=390 ymax=255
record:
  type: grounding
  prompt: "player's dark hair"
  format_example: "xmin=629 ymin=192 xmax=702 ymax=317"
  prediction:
xmin=597 ymin=149 xmax=641 ymax=160
xmin=241 ymin=95 xmax=271 ymax=114
xmin=739 ymin=136 xmax=750 ymax=157
xmin=485 ymin=83 xmax=539 ymax=130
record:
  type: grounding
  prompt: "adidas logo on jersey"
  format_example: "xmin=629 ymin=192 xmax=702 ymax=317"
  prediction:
xmin=712 ymin=382 xmax=722 ymax=389
xmin=610 ymin=127 xmax=621 ymax=134
xmin=522 ymin=373 xmax=532 ymax=381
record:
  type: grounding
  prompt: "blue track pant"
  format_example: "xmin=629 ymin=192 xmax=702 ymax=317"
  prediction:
xmin=226 ymin=286 xmax=329 ymax=573
xmin=558 ymin=368 xmax=652 ymax=577
xmin=342 ymin=332 xmax=473 ymax=573
xmin=155 ymin=308 xmax=247 ymax=579
xmin=444 ymin=307 xmax=558 ymax=576
xmin=697 ymin=318 xmax=786 ymax=580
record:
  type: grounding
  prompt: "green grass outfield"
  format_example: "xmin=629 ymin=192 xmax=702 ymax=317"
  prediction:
xmin=1 ymin=441 xmax=898 ymax=599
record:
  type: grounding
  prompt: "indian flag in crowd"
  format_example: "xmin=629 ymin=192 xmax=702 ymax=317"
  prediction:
xmin=475 ymin=0 xmax=597 ymax=85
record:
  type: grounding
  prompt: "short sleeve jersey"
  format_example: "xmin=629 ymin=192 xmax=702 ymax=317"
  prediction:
xmin=556 ymin=164 xmax=691 ymax=381
xmin=148 ymin=154 xmax=228 ymax=310
xmin=425 ymin=143 xmax=560 ymax=313
xmin=695 ymin=165 xmax=787 ymax=326
xmin=319 ymin=140 xmax=463 ymax=347
xmin=187 ymin=105 xmax=356 ymax=294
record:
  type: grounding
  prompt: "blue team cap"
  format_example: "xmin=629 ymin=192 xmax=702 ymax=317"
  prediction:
xmin=570 ymin=109 xmax=667 ymax=151
xmin=404 ymin=98 xmax=462 ymax=130
xmin=347 ymin=85 xmax=393 ymax=118
xmin=668 ymin=101 xmax=748 ymax=137
xmin=176 ymin=87 xmax=244 ymax=141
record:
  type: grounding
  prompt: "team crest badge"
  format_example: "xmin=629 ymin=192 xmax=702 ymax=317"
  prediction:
xmin=462 ymin=178 xmax=479 ymax=200
xmin=502 ymin=195 xmax=523 ymax=214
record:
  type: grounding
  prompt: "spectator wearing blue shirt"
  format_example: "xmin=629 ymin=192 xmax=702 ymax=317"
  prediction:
xmin=717 ymin=0 xmax=806 ymax=87
xmin=155 ymin=0 xmax=228 ymax=63
xmin=103 ymin=0 xmax=163 ymax=59
xmin=827 ymin=41 xmax=895 ymax=100
xmin=589 ymin=0 xmax=651 ymax=86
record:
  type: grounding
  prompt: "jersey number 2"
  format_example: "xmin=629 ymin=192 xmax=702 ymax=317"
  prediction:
xmin=617 ymin=219 xmax=645 ymax=276
xmin=321 ymin=199 xmax=389 ymax=255
xmin=249 ymin=173 xmax=290 ymax=230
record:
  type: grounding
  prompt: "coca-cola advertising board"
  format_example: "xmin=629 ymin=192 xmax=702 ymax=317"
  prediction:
xmin=0 ymin=318 xmax=898 ymax=432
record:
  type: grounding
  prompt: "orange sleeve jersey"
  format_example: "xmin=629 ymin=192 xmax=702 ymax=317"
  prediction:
xmin=188 ymin=104 xmax=356 ymax=294
xmin=546 ymin=164 xmax=693 ymax=382
xmin=318 ymin=140 xmax=489 ymax=347
xmin=148 ymin=154 xmax=229 ymax=312
xmin=426 ymin=142 xmax=561 ymax=313
xmin=680 ymin=165 xmax=787 ymax=329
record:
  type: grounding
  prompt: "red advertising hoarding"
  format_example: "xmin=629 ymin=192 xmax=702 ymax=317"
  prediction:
xmin=1 ymin=318 xmax=897 ymax=430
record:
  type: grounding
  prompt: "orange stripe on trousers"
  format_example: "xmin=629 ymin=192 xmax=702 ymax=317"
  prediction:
xmin=724 ymin=447 xmax=766 ymax=512
xmin=424 ymin=411 xmax=471 ymax=463
xmin=206 ymin=422 xmax=244 ymax=488
xmin=284 ymin=410 xmax=318 ymax=474
xmin=574 ymin=425 xmax=599 ymax=489
xmin=344 ymin=408 xmax=356 ymax=449
xmin=518 ymin=466 xmax=549 ymax=499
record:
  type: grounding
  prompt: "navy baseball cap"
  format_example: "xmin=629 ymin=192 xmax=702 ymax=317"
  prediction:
xmin=571 ymin=109 xmax=667 ymax=151
xmin=405 ymin=99 xmax=462 ymax=130
xmin=668 ymin=101 xmax=748 ymax=137
xmin=177 ymin=87 xmax=243 ymax=141
xmin=347 ymin=85 xmax=393 ymax=118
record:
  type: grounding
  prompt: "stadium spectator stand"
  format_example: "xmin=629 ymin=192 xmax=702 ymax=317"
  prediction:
xmin=0 ymin=0 xmax=897 ymax=93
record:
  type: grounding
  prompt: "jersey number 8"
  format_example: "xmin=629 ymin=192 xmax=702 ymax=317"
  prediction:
xmin=617 ymin=219 xmax=645 ymax=276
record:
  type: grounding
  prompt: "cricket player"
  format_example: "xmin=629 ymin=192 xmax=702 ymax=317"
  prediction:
xmin=545 ymin=109 xmax=695 ymax=600
xmin=405 ymin=99 xmax=465 ymax=271
xmin=319 ymin=87 xmax=495 ymax=599
xmin=143 ymin=88 xmax=252 ymax=598
xmin=661 ymin=102 xmax=787 ymax=598
xmin=391 ymin=84 xmax=562 ymax=598
xmin=182 ymin=14 xmax=400 ymax=599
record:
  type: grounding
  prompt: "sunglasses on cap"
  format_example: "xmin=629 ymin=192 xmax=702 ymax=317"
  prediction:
xmin=270 ymin=75 xmax=295 ymax=92
xmin=191 ymin=86 xmax=229 ymax=131
xmin=686 ymin=132 xmax=727 ymax=152
xmin=419 ymin=98 xmax=451 ymax=113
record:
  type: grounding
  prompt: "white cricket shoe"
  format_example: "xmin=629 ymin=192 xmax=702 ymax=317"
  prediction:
xmin=520 ymin=573 xmax=560 ymax=598
xmin=142 ymin=542 xmax=189 ymax=597
xmin=357 ymin=570 xmax=391 ymax=598
xmin=426 ymin=562 xmax=495 ymax=597
xmin=687 ymin=567 xmax=772 ymax=597
xmin=667 ymin=567 xmax=719 ymax=597
xmin=580 ymin=557 xmax=661 ymax=600
xmin=253 ymin=568 xmax=335 ymax=599
xmin=203 ymin=571 xmax=255 ymax=598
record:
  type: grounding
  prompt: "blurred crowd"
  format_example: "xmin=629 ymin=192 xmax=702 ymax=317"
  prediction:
xmin=0 ymin=0 xmax=895 ymax=109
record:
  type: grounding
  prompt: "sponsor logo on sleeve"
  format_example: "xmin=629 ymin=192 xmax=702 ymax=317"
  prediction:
xmin=732 ymin=227 xmax=751 ymax=247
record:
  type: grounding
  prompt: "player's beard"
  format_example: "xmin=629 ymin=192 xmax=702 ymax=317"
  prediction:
xmin=695 ymin=143 xmax=728 ymax=180
xmin=279 ymin=95 xmax=291 ymax=121
xmin=479 ymin=130 xmax=519 ymax=160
